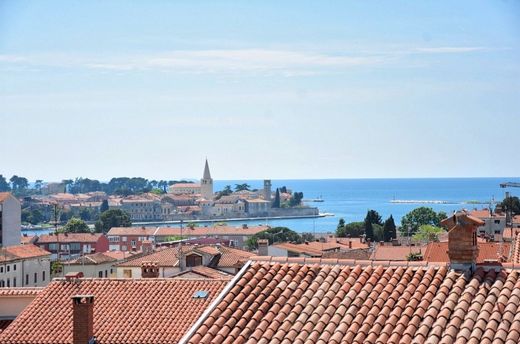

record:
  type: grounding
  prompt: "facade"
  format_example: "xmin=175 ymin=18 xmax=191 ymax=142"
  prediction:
xmin=244 ymin=198 xmax=270 ymax=216
xmin=167 ymin=183 xmax=201 ymax=195
xmin=121 ymin=198 xmax=162 ymax=221
xmin=0 ymin=244 xmax=51 ymax=288
xmin=469 ymin=208 xmax=507 ymax=238
xmin=200 ymin=159 xmax=214 ymax=200
xmin=107 ymin=225 xmax=269 ymax=250
xmin=0 ymin=192 xmax=21 ymax=247
xmin=35 ymin=233 xmax=109 ymax=260
xmin=62 ymin=251 xmax=136 ymax=278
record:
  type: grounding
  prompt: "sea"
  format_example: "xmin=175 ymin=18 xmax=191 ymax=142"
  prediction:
xmin=23 ymin=178 xmax=520 ymax=236
xmin=211 ymin=178 xmax=520 ymax=234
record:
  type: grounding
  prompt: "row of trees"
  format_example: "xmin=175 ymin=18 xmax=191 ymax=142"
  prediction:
xmin=246 ymin=227 xmax=314 ymax=250
xmin=336 ymin=207 xmax=448 ymax=243
xmin=0 ymin=174 xmax=196 ymax=197
xmin=272 ymin=188 xmax=303 ymax=208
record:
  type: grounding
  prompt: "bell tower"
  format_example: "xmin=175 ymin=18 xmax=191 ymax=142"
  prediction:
xmin=200 ymin=159 xmax=214 ymax=200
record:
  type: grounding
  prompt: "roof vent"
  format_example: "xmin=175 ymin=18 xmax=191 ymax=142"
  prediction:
xmin=192 ymin=290 xmax=209 ymax=299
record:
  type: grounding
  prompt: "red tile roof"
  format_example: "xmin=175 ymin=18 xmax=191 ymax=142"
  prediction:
xmin=37 ymin=233 xmax=104 ymax=243
xmin=0 ymin=192 xmax=14 ymax=202
xmin=424 ymin=242 xmax=511 ymax=263
xmin=108 ymin=225 xmax=269 ymax=237
xmin=0 ymin=288 xmax=43 ymax=296
xmin=371 ymin=245 xmax=426 ymax=261
xmin=171 ymin=266 xmax=234 ymax=281
xmin=116 ymin=247 xmax=182 ymax=268
xmin=0 ymin=245 xmax=50 ymax=262
xmin=0 ymin=278 xmax=227 ymax=344
xmin=185 ymin=262 xmax=520 ymax=343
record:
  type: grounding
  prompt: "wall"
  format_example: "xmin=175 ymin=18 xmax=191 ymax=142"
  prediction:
xmin=63 ymin=262 xmax=116 ymax=278
xmin=0 ymin=296 xmax=38 ymax=318
xmin=1 ymin=195 xmax=21 ymax=246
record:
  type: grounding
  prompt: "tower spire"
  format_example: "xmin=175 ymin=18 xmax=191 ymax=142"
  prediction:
xmin=203 ymin=159 xmax=211 ymax=180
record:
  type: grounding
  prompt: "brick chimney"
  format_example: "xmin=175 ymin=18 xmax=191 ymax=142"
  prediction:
xmin=141 ymin=261 xmax=159 ymax=278
xmin=257 ymin=239 xmax=269 ymax=256
xmin=442 ymin=211 xmax=485 ymax=271
xmin=142 ymin=240 xmax=153 ymax=254
xmin=72 ymin=295 xmax=95 ymax=344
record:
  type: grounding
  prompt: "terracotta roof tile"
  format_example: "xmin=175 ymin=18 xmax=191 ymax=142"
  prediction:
xmin=185 ymin=262 xmax=520 ymax=343
xmin=424 ymin=242 xmax=511 ymax=263
xmin=0 ymin=244 xmax=51 ymax=262
xmin=37 ymin=233 xmax=104 ymax=243
xmin=0 ymin=278 xmax=227 ymax=343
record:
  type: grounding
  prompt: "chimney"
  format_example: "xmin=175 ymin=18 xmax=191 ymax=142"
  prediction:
xmin=242 ymin=224 xmax=248 ymax=229
xmin=141 ymin=261 xmax=159 ymax=278
xmin=442 ymin=211 xmax=485 ymax=271
xmin=257 ymin=239 xmax=269 ymax=256
xmin=142 ymin=240 xmax=153 ymax=254
xmin=72 ymin=295 xmax=95 ymax=344
xmin=348 ymin=241 xmax=352 ymax=249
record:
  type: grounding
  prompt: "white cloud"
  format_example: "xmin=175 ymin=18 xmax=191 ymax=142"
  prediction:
xmin=414 ymin=46 xmax=487 ymax=54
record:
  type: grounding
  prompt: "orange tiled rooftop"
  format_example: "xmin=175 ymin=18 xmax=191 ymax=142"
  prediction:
xmin=0 ymin=278 xmax=227 ymax=344
xmin=185 ymin=261 xmax=520 ymax=344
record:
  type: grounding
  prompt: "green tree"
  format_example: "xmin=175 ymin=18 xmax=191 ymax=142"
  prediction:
xmin=412 ymin=225 xmax=444 ymax=243
xmin=336 ymin=218 xmax=346 ymax=237
xmin=364 ymin=210 xmax=383 ymax=226
xmin=499 ymin=196 xmax=520 ymax=216
xmin=63 ymin=217 xmax=91 ymax=233
xmin=100 ymin=200 xmax=109 ymax=213
xmin=234 ymin=183 xmax=251 ymax=192
xmin=10 ymin=175 xmax=29 ymax=194
xmin=95 ymin=209 xmax=132 ymax=234
xmin=22 ymin=208 xmax=45 ymax=225
xmin=363 ymin=210 xmax=382 ymax=241
xmin=34 ymin=180 xmax=43 ymax=194
xmin=272 ymin=189 xmax=281 ymax=208
xmin=400 ymin=207 xmax=447 ymax=236
xmin=383 ymin=215 xmax=397 ymax=242
xmin=289 ymin=192 xmax=304 ymax=207
xmin=0 ymin=175 xmax=11 ymax=192
xmin=246 ymin=227 xmax=302 ymax=250
xmin=373 ymin=224 xmax=384 ymax=242
xmin=301 ymin=232 xmax=315 ymax=242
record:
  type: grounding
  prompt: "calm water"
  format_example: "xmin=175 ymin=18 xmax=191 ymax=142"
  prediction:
xmin=24 ymin=178 xmax=520 ymax=236
xmin=212 ymin=177 xmax=520 ymax=233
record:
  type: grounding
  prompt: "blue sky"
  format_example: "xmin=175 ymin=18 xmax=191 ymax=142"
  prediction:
xmin=1 ymin=1 xmax=519 ymax=181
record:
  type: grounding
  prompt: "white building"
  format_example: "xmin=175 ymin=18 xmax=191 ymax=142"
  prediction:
xmin=0 ymin=244 xmax=51 ymax=288
xmin=168 ymin=183 xmax=201 ymax=195
xmin=470 ymin=209 xmax=507 ymax=239
xmin=0 ymin=192 xmax=21 ymax=247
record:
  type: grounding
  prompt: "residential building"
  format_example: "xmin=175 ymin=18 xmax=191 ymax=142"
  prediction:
xmin=35 ymin=233 xmax=109 ymax=260
xmin=0 ymin=277 xmax=228 ymax=343
xmin=0 ymin=288 xmax=42 ymax=332
xmin=115 ymin=244 xmax=255 ymax=278
xmin=0 ymin=192 xmax=21 ymax=247
xmin=244 ymin=198 xmax=270 ymax=216
xmin=107 ymin=224 xmax=269 ymax=250
xmin=268 ymin=240 xmax=361 ymax=258
xmin=0 ymin=244 xmax=51 ymax=288
xmin=62 ymin=251 xmax=139 ymax=278
xmin=469 ymin=208 xmax=507 ymax=239
xmin=121 ymin=196 xmax=162 ymax=221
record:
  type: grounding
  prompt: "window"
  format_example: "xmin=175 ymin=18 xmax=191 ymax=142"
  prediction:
xmin=7 ymin=265 xmax=9 ymax=272
xmin=131 ymin=240 xmax=136 ymax=247
xmin=122 ymin=245 xmax=127 ymax=251
xmin=186 ymin=254 xmax=203 ymax=267
xmin=98 ymin=271 xmax=103 ymax=278
xmin=0 ymin=266 xmax=3 ymax=273
xmin=70 ymin=243 xmax=81 ymax=251
xmin=7 ymin=278 xmax=10 ymax=287
xmin=0 ymin=280 xmax=4 ymax=287
xmin=105 ymin=270 xmax=108 ymax=278
xmin=42 ymin=271 xmax=46 ymax=281
xmin=122 ymin=236 xmax=127 ymax=241
xmin=123 ymin=269 xmax=132 ymax=278
xmin=13 ymin=277 xmax=16 ymax=287
xmin=13 ymin=264 xmax=16 ymax=271
xmin=494 ymin=220 xmax=501 ymax=224
xmin=48 ymin=243 xmax=58 ymax=251
xmin=34 ymin=272 xmax=37 ymax=283
xmin=61 ymin=244 xmax=69 ymax=251
xmin=25 ymin=274 xmax=29 ymax=285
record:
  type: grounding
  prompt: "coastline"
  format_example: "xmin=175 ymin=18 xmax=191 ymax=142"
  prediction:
xmin=131 ymin=213 xmax=332 ymax=227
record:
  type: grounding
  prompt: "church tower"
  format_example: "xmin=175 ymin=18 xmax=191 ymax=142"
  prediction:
xmin=200 ymin=159 xmax=214 ymax=200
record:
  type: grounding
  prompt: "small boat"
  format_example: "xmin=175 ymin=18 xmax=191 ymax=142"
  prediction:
xmin=303 ymin=195 xmax=324 ymax=202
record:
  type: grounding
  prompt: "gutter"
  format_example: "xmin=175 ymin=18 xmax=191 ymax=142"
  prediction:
xmin=179 ymin=259 xmax=252 ymax=344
